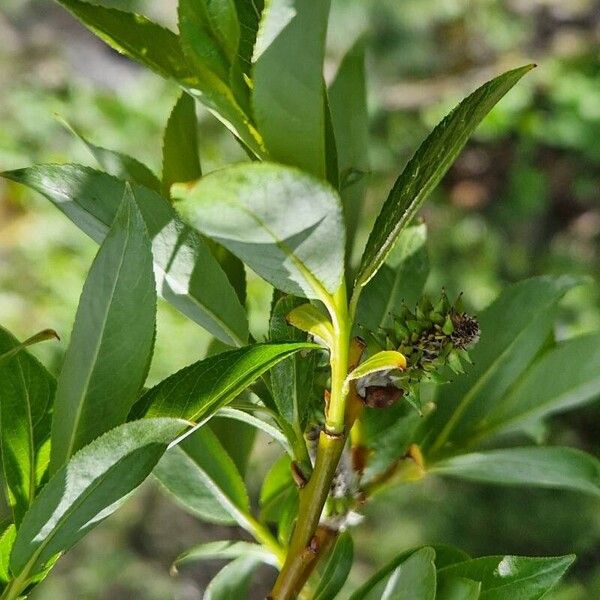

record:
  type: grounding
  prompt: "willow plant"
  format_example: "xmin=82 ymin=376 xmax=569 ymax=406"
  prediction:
xmin=1 ymin=1 xmax=599 ymax=599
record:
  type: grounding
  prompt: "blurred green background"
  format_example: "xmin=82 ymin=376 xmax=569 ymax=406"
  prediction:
xmin=0 ymin=0 xmax=599 ymax=598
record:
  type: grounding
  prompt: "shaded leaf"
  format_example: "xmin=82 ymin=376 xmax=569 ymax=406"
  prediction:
xmin=173 ymin=163 xmax=345 ymax=301
xmin=422 ymin=276 xmax=578 ymax=457
xmin=215 ymin=408 xmax=290 ymax=454
xmin=329 ymin=37 xmax=369 ymax=255
xmin=2 ymin=165 xmax=248 ymax=346
xmin=162 ymin=92 xmax=201 ymax=198
xmin=174 ymin=540 xmax=276 ymax=570
xmin=205 ymin=555 xmax=263 ymax=600
xmin=431 ymin=447 xmax=600 ymax=498
xmin=11 ymin=418 xmax=187 ymax=576
xmin=61 ymin=118 xmax=161 ymax=192
xmin=381 ymin=547 xmax=436 ymax=600
xmin=356 ymin=223 xmax=428 ymax=332
xmin=233 ymin=0 xmax=264 ymax=75
xmin=269 ymin=295 xmax=317 ymax=426
xmin=355 ymin=65 xmax=534 ymax=289
xmin=313 ymin=532 xmax=354 ymax=600
xmin=437 ymin=577 xmax=481 ymax=600
xmin=481 ymin=332 xmax=600 ymax=439
xmin=0 ymin=327 xmax=55 ymax=526
xmin=209 ymin=416 xmax=256 ymax=476
xmin=437 ymin=554 xmax=575 ymax=600
xmin=49 ymin=189 xmax=156 ymax=473
xmin=132 ymin=342 xmax=317 ymax=422
xmin=154 ymin=427 xmax=249 ymax=525
xmin=349 ymin=547 xmax=426 ymax=600
xmin=253 ymin=0 xmax=331 ymax=177
xmin=178 ymin=0 xmax=239 ymax=83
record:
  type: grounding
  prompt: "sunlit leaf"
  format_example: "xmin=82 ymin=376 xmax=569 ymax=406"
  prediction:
xmin=50 ymin=188 xmax=156 ymax=473
xmin=11 ymin=418 xmax=187 ymax=576
xmin=2 ymin=165 xmax=248 ymax=346
xmin=0 ymin=327 xmax=55 ymax=526
xmin=132 ymin=342 xmax=317 ymax=421
xmin=173 ymin=163 xmax=345 ymax=301
xmin=355 ymin=65 xmax=534 ymax=289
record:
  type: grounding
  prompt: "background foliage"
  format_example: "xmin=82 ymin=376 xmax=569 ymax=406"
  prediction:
xmin=0 ymin=0 xmax=598 ymax=598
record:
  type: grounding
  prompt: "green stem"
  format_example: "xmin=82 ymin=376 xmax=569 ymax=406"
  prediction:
xmin=270 ymin=283 xmax=351 ymax=599
xmin=270 ymin=432 xmax=346 ymax=599
xmin=247 ymin=514 xmax=286 ymax=567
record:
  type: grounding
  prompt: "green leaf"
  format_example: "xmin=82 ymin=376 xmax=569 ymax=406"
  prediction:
xmin=0 ymin=328 xmax=58 ymax=368
xmin=154 ymin=427 xmax=249 ymax=526
xmin=60 ymin=118 xmax=161 ymax=192
xmin=437 ymin=554 xmax=575 ymax=600
xmin=423 ymin=276 xmax=578 ymax=458
xmin=49 ymin=188 xmax=156 ymax=473
xmin=329 ymin=37 xmax=369 ymax=255
xmin=252 ymin=0 xmax=331 ymax=177
xmin=57 ymin=0 xmax=190 ymax=80
xmin=10 ymin=418 xmax=187 ymax=577
xmin=204 ymin=555 xmax=263 ymax=600
xmin=209 ymin=414 xmax=256 ymax=475
xmin=174 ymin=540 xmax=277 ymax=571
xmin=176 ymin=0 xmax=263 ymax=156
xmin=346 ymin=351 xmax=407 ymax=384
xmin=431 ymin=447 xmax=600 ymax=498
xmin=2 ymin=165 xmax=248 ymax=346
xmin=178 ymin=0 xmax=239 ymax=84
xmin=161 ymin=92 xmax=201 ymax=198
xmin=355 ymin=65 xmax=534 ymax=289
xmin=0 ymin=525 xmax=15 ymax=584
xmin=173 ymin=163 xmax=345 ymax=302
xmin=381 ymin=547 xmax=437 ymax=600
xmin=215 ymin=408 xmax=290 ymax=454
xmin=356 ymin=223 xmax=428 ymax=331
xmin=269 ymin=295 xmax=317 ymax=427
xmin=287 ymin=303 xmax=335 ymax=351
xmin=349 ymin=547 xmax=435 ymax=600
xmin=56 ymin=0 xmax=264 ymax=157
xmin=480 ymin=332 xmax=600 ymax=439
xmin=204 ymin=239 xmax=248 ymax=306
xmin=132 ymin=342 xmax=317 ymax=421
xmin=437 ymin=577 xmax=481 ymax=600
xmin=313 ymin=531 xmax=354 ymax=600
xmin=0 ymin=327 xmax=55 ymax=527
xmin=260 ymin=454 xmax=297 ymax=524
xmin=233 ymin=0 xmax=264 ymax=76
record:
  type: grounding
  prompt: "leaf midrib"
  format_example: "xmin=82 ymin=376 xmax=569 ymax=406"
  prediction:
xmin=60 ymin=213 xmax=131 ymax=468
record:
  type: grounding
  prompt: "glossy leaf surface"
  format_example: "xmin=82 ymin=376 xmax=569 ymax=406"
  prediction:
xmin=437 ymin=554 xmax=575 ymax=600
xmin=0 ymin=328 xmax=55 ymax=526
xmin=173 ymin=163 xmax=345 ymax=300
xmin=133 ymin=342 xmax=317 ymax=421
xmin=2 ymin=165 xmax=248 ymax=346
xmin=356 ymin=65 xmax=534 ymax=288
xmin=432 ymin=446 xmax=600 ymax=498
xmin=11 ymin=418 xmax=186 ymax=575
